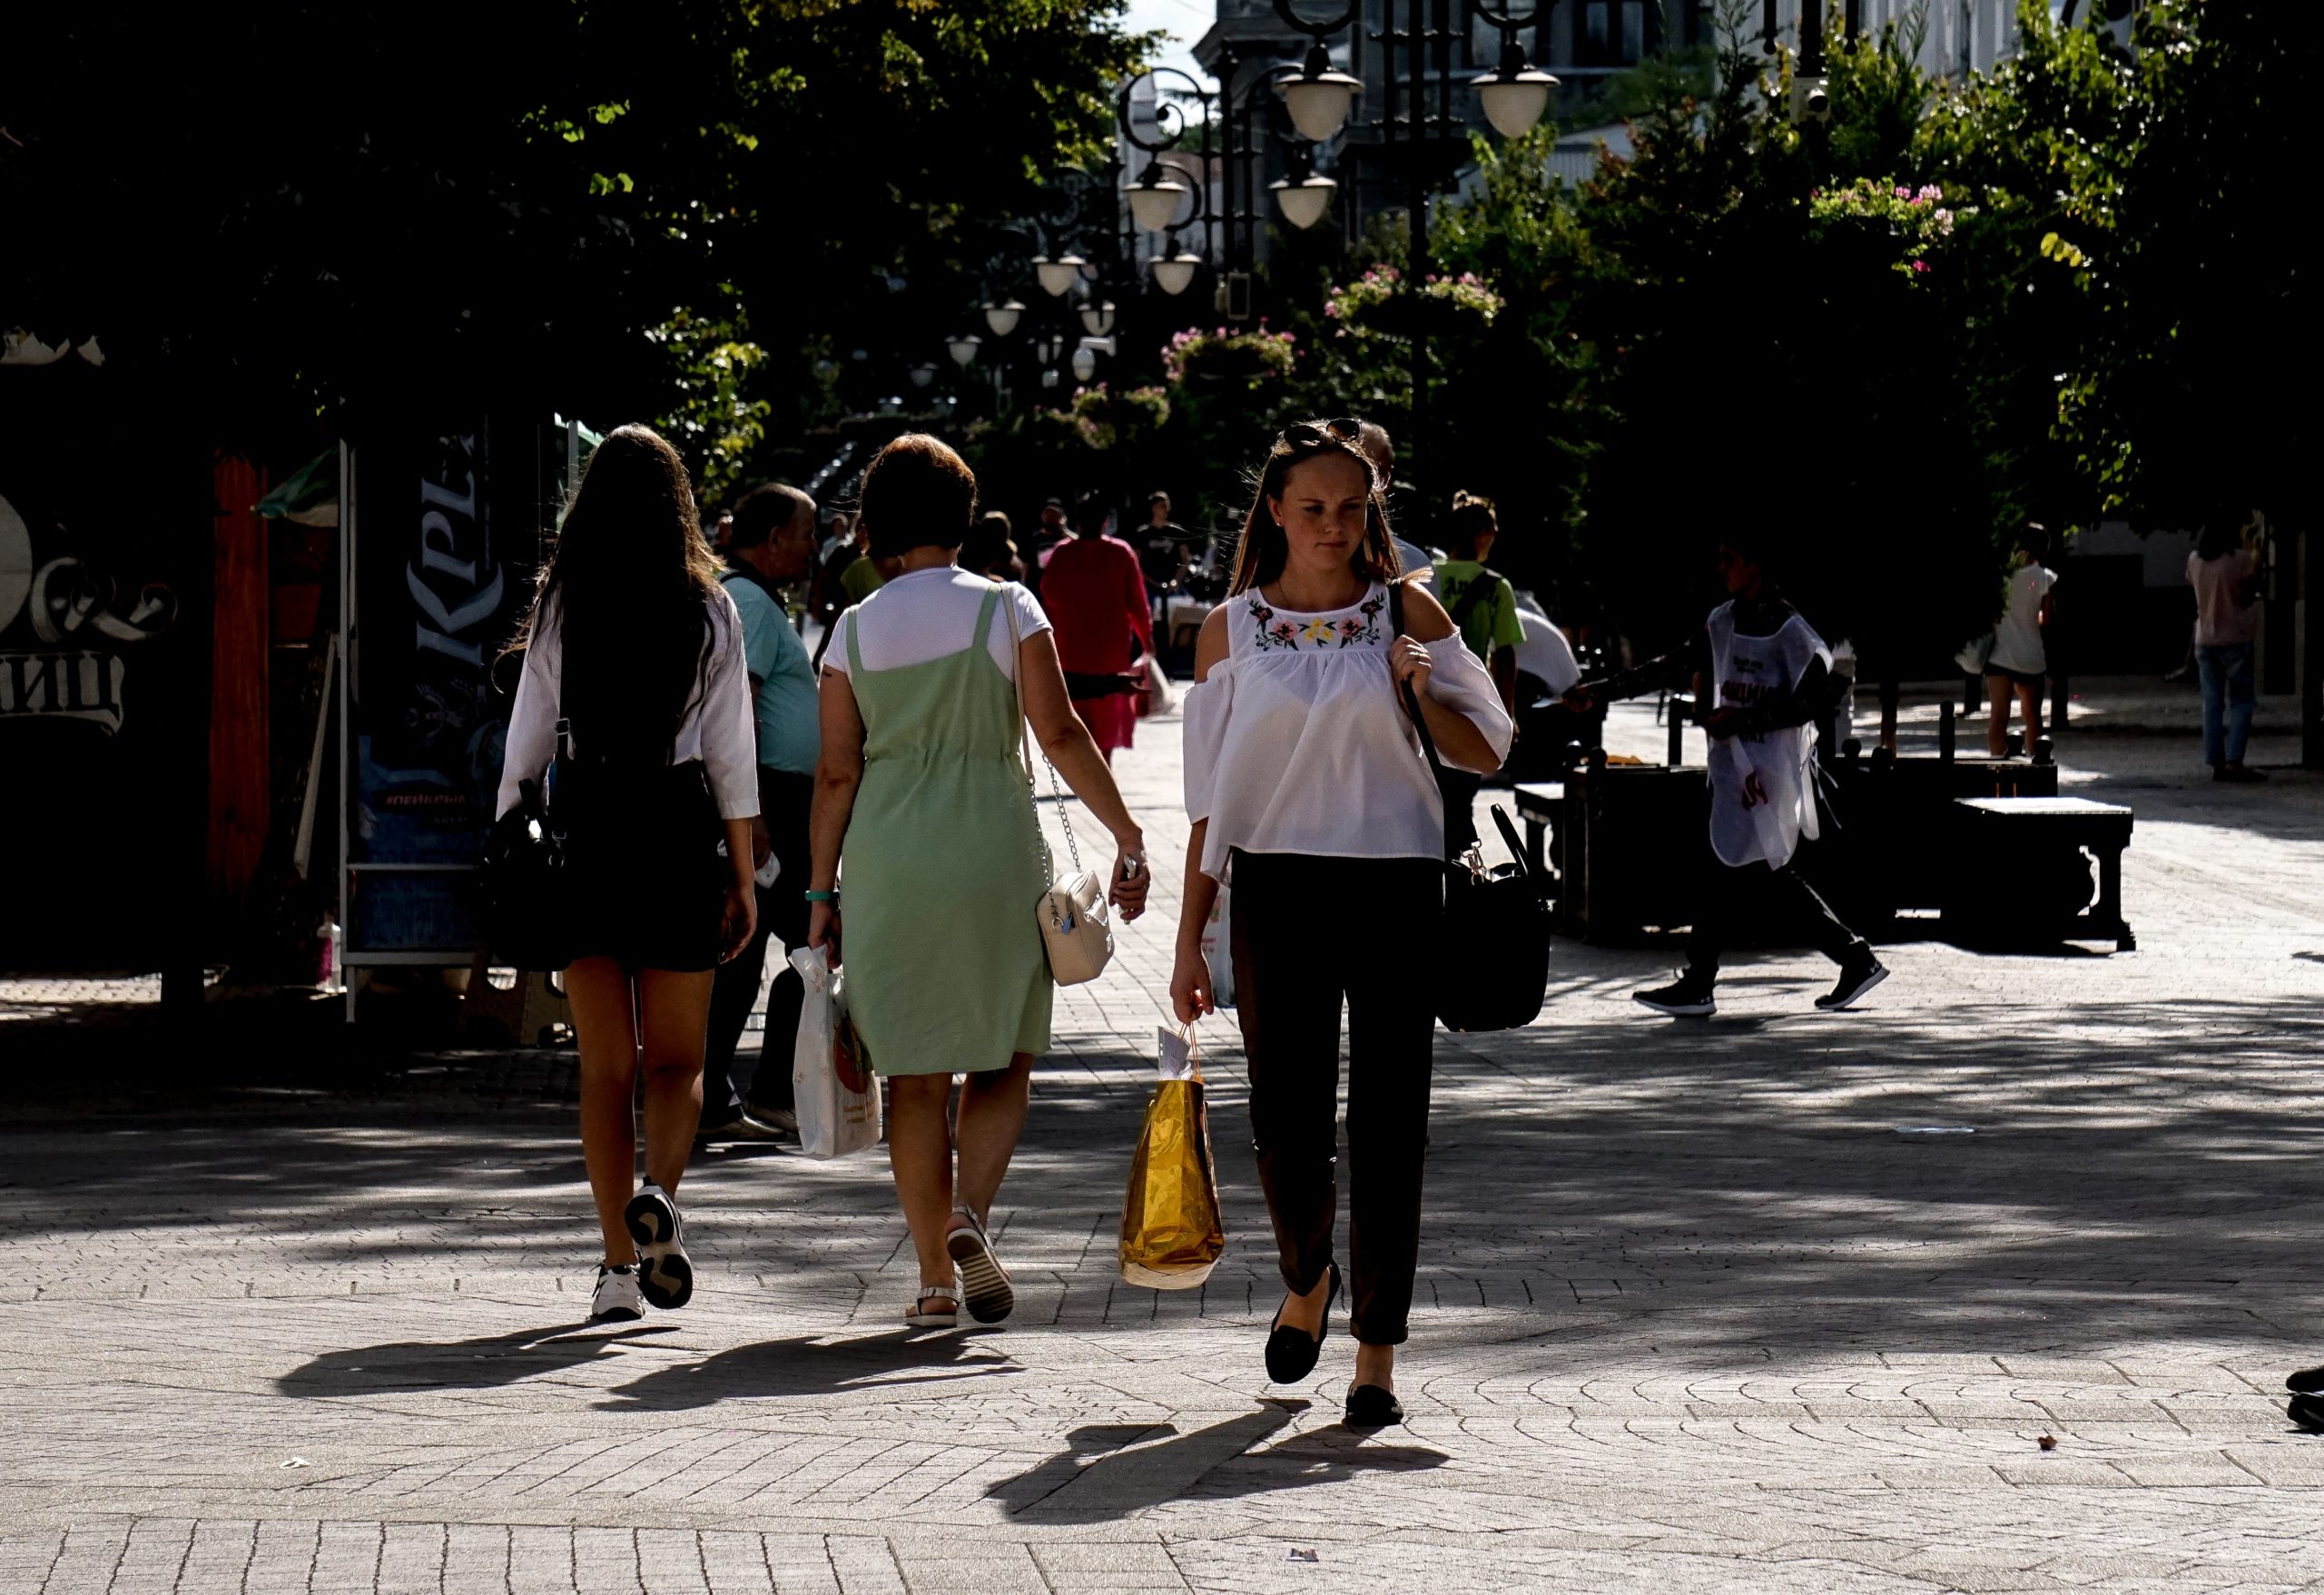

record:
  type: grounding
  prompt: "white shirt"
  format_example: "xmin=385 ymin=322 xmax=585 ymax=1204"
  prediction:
xmin=1516 ymin=604 xmax=1582 ymax=695
xmin=495 ymin=586 xmax=760 ymax=821
xmin=1182 ymin=582 xmax=1514 ymax=882
xmin=825 ymin=566 xmax=1050 ymax=678
xmin=1987 ymin=561 xmax=2055 ymax=674
xmin=1704 ymin=603 xmax=1827 ymax=870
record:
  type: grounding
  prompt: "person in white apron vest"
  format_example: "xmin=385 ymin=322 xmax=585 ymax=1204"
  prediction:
xmin=1634 ymin=537 xmax=1886 ymax=1019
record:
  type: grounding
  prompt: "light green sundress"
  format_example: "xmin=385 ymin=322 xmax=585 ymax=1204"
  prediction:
xmin=841 ymin=585 xmax=1052 ymax=1076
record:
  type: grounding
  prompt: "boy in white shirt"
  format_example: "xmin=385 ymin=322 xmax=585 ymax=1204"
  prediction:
xmin=1634 ymin=536 xmax=1886 ymax=1019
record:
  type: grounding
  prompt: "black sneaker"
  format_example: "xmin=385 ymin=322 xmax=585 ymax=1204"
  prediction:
xmin=1816 ymin=958 xmax=1889 ymax=1012
xmin=624 ymin=1181 xmax=694 ymax=1310
xmin=699 ymin=1108 xmax=785 ymax=1145
xmin=2291 ymin=1393 xmax=2324 ymax=1433
xmin=1633 ymin=973 xmax=1715 ymax=1018
xmin=2287 ymin=1365 xmax=2324 ymax=1395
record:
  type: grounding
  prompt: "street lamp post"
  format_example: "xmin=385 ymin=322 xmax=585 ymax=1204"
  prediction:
xmin=1271 ymin=0 xmax=1556 ymax=492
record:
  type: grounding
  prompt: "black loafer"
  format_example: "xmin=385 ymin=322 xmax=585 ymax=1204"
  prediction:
xmin=2290 ymin=1393 xmax=2323 ymax=1433
xmin=1344 ymin=1383 xmax=1405 ymax=1427
xmin=2287 ymin=1365 xmax=2324 ymax=1395
xmin=1264 ymin=1262 xmax=1340 ymax=1384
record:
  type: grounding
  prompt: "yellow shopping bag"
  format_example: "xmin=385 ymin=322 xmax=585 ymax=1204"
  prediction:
xmin=1118 ymin=1026 xmax=1226 ymax=1289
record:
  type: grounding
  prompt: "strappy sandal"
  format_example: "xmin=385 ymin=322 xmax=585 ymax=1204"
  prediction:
xmin=945 ymin=1203 xmax=1016 ymax=1324
xmin=904 ymin=1285 xmax=960 ymax=1330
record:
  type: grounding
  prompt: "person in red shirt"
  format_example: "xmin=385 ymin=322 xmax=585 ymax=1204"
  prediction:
xmin=1040 ymin=496 xmax=1154 ymax=763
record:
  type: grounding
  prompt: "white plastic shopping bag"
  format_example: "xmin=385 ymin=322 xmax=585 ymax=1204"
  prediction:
xmin=1199 ymin=885 xmax=1235 ymax=1009
xmin=789 ymin=946 xmax=882 ymax=1159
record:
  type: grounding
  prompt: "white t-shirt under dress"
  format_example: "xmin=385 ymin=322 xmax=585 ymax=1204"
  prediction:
xmin=1182 ymin=582 xmax=1514 ymax=882
xmin=824 ymin=566 xmax=1051 ymax=679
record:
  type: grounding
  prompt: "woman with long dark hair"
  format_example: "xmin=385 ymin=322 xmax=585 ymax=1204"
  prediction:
xmin=498 ymin=424 xmax=760 ymax=1324
xmin=1169 ymin=418 xmax=1511 ymax=1426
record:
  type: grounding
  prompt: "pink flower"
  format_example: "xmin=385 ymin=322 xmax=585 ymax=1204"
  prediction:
xmin=1894 ymin=185 xmax=1911 ymax=200
xmin=1911 ymin=259 xmax=1931 ymax=274
xmin=1916 ymin=184 xmax=1943 ymax=203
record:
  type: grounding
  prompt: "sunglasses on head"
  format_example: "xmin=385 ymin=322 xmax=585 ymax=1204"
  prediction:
xmin=1280 ymin=417 xmax=1362 ymax=448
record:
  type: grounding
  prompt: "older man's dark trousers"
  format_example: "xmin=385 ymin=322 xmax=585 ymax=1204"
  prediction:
xmin=1228 ymin=850 xmax=1441 ymax=1346
xmin=704 ymin=771 xmax=814 ymax=1116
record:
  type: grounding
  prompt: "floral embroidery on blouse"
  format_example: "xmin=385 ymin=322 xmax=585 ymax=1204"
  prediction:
xmin=1247 ymin=589 xmax=1385 ymax=652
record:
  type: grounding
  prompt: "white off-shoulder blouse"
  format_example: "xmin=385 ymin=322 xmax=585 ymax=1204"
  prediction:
xmin=1181 ymin=582 xmax=1513 ymax=882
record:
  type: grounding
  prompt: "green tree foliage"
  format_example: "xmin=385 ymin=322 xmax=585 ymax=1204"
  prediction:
xmin=5 ymin=1 xmax=1148 ymax=475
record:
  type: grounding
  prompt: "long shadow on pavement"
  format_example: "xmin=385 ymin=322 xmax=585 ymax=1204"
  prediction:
xmin=597 ymin=1329 xmax=1019 ymax=1410
xmin=279 ymin=1321 xmax=678 ymax=1396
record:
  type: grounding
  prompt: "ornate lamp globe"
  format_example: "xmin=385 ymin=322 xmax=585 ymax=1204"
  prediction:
xmin=982 ymin=300 xmax=1025 ymax=338
xmin=1475 ymin=52 xmax=1559 ymax=140
xmin=1151 ymin=252 xmax=1201 ymax=296
xmin=1128 ymin=166 xmax=1190 ymax=233
xmin=1079 ymin=300 xmax=1118 ymax=337
xmin=1281 ymin=45 xmax=1361 ymax=143
xmin=1034 ymin=255 xmax=1087 ymax=297
xmin=1271 ymin=174 xmax=1338 ymax=231
xmin=947 ymin=335 xmax=981 ymax=367
xmin=1070 ymin=345 xmax=1098 ymax=382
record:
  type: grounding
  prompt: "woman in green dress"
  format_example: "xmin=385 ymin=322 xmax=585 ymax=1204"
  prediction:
xmin=807 ymin=435 xmax=1151 ymax=1329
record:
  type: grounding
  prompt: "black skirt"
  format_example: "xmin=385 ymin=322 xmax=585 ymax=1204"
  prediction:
xmin=556 ymin=759 xmax=728 ymax=972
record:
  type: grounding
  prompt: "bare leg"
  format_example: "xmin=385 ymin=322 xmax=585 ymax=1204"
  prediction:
xmin=2016 ymin=681 xmax=2044 ymax=751
xmin=566 ymin=958 xmax=641 ymax=1265
xmin=634 ymin=968 xmax=714 ymax=1195
xmin=886 ymin=1073 xmax=960 ymax=1293
xmin=953 ymin=1053 xmax=1035 ymax=1224
xmin=1354 ymin=1343 xmax=1396 ymax=1390
xmin=1985 ymin=674 xmax=2011 ymax=757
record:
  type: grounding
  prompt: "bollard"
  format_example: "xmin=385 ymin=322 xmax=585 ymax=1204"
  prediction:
xmin=1668 ymin=704 xmax=1685 ymax=765
xmin=1938 ymin=699 xmax=1956 ymax=763
xmin=2033 ymin=735 xmax=2054 ymax=765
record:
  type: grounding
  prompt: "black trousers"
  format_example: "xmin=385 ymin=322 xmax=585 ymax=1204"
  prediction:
xmin=1684 ymin=856 xmax=1865 ymax=980
xmin=704 ymin=771 xmax=814 ymax=1116
xmin=1229 ymin=850 xmax=1441 ymax=1346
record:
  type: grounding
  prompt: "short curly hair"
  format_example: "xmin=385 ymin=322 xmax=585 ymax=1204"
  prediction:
xmin=860 ymin=434 xmax=980 ymax=558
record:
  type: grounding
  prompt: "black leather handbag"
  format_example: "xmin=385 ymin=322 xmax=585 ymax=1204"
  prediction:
xmin=478 ymin=716 xmax=579 ymax=970
xmin=1390 ymin=587 xmax=1553 ymax=1032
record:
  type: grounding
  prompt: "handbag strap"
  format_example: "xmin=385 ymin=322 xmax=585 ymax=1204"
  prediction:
xmin=1387 ymin=584 xmax=1456 ymax=869
xmin=997 ymin=584 xmax=1085 ymax=891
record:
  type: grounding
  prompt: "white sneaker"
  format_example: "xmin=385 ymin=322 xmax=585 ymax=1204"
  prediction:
xmin=590 ymin=1264 xmax=643 ymax=1322
xmin=624 ymin=1181 xmax=694 ymax=1310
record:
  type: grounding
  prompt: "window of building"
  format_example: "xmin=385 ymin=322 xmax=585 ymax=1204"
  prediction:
xmin=1582 ymin=1 xmax=1647 ymax=64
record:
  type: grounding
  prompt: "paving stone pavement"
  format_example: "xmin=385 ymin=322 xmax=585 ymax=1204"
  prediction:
xmin=5 ymin=689 xmax=2322 ymax=1593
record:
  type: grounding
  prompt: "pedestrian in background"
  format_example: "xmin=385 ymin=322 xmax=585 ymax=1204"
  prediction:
xmin=701 ymin=481 xmax=822 ymax=1144
xmin=497 ymin=424 xmax=761 ymax=1324
xmin=2189 ymin=512 xmax=2266 ymax=783
xmin=1984 ymin=523 xmax=2055 ymax=758
xmin=1041 ymin=493 xmax=1154 ymax=765
xmin=963 ymin=509 xmax=1024 ymax=583
xmin=1170 ymin=418 xmax=1511 ymax=1428
xmin=1431 ymin=491 xmax=1525 ymax=853
xmin=809 ymin=435 xmax=1150 ymax=1330
xmin=1354 ymin=419 xmax=1434 ymax=586
xmin=1634 ymin=532 xmax=1886 ymax=1020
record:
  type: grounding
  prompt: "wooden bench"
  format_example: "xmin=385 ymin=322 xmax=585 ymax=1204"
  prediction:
xmin=1947 ymin=796 xmax=2134 ymax=950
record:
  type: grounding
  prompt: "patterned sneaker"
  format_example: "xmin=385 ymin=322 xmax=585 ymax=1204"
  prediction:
xmin=624 ymin=1181 xmax=694 ymax=1310
xmin=589 ymin=1264 xmax=643 ymax=1323
xmin=1816 ymin=957 xmax=1889 ymax=1012
xmin=1633 ymin=972 xmax=1715 ymax=1018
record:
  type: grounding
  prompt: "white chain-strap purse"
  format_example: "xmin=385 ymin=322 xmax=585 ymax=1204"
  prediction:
xmin=1000 ymin=586 xmax=1115 ymax=985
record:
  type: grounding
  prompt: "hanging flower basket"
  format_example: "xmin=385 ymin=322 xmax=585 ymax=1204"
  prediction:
xmin=1324 ymin=267 xmax=1504 ymax=344
xmin=1163 ymin=325 xmax=1298 ymax=387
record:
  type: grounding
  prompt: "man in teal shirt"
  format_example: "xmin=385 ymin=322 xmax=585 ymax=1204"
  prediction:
xmin=1432 ymin=492 xmax=1524 ymax=853
xmin=704 ymin=482 xmax=821 ymax=1140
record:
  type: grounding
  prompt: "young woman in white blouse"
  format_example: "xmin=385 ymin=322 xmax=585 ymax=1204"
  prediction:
xmin=1169 ymin=418 xmax=1512 ymax=1426
xmin=497 ymin=425 xmax=761 ymax=1324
